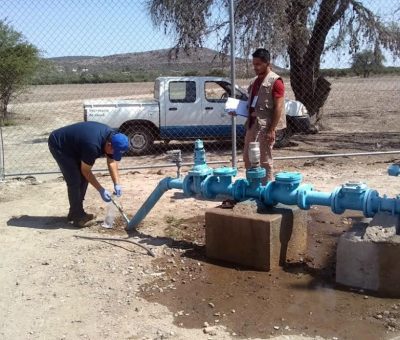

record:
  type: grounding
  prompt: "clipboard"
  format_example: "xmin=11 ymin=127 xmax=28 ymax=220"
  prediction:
xmin=224 ymin=97 xmax=249 ymax=117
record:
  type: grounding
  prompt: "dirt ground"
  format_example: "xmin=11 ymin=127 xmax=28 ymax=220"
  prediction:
xmin=2 ymin=153 xmax=400 ymax=339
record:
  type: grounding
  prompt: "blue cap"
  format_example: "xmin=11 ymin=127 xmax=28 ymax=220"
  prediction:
xmin=111 ymin=133 xmax=129 ymax=161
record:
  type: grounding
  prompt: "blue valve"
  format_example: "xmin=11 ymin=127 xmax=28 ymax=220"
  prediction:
xmin=388 ymin=164 xmax=400 ymax=177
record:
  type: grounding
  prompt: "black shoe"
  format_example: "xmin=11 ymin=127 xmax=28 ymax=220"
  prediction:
xmin=68 ymin=212 xmax=95 ymax=222
xmin=72 ymin=213 xmax=96 ymax=228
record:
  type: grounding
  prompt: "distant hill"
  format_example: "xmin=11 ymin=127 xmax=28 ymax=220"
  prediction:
xmin=47 ymin=47 xmax=287 ymax=76
xmin=32 ymin=49 xmax=400 ymax=85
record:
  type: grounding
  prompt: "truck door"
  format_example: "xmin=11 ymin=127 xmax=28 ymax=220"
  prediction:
xmin=161 ymin=79 xmax=202 ymax=139
xmin=202 ymin=80 xmax=247 ymax=138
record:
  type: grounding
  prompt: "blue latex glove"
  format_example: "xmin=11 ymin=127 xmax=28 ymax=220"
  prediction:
xmin=99 ymin=188 xmax=112 ymax=202
xmin=114 ymin=184 xmax=122 ymax=197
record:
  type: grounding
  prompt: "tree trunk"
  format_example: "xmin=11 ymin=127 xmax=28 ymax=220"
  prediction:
xmin=0 ymin=101 xmax=7 ymax=123
xmin=289 ymin=64 xmax=331 ymax=119
xmin=286 ymin=0 xmax=350 ymax=122
xmin=0 ymin=93 xmax=11 ymax=124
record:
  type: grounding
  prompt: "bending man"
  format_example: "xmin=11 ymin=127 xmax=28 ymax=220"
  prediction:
xmin=48 ymin=121 xmax=129 ymax=227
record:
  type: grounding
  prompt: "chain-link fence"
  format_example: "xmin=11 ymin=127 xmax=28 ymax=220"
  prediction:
xmin=0 ymin=0 xmax=399 ymax=178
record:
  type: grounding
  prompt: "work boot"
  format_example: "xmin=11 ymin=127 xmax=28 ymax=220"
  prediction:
xmin=67 ymin=212 xmax=73 ymax=222
xmin=73 ymin=213 xmax=96 ymax=228
xmin=68 ymin=212 xmax=95 ymax=223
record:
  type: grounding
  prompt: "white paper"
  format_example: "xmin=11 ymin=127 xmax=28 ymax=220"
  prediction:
xmin=224 ymin=97 xmax=249 ymax=117
xmin=251 ymin=95 xmax=258 ymax=108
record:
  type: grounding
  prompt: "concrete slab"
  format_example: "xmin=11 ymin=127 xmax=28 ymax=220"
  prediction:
xmin=336 ymin=212 xmax=400 ymax=296
xmin=205 ymin=200 xmax=307 ymax=271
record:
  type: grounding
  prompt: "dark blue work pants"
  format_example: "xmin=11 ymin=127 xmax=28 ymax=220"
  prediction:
xmin=48 ymin=135 xmax=88 ymax=220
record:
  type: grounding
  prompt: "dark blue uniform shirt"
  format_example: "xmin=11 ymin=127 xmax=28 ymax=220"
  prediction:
xmin=50 ymin=122 xmax=115 ymax=166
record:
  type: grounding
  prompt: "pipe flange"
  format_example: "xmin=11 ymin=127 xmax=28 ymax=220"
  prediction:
xmin=182 ymin=175 xmax=194 ymax=197
xmin=232 ymin=179 xmax=247 ymax=202
xmin=364 ymin=189 xmax=378 ymax=217
xmin=274 ymin=172 xmax=302 ymax=185
xmin=200 ymin=175 xmax=217 ymax=199
xmin=262 ymin=181 xmax=277 ymax=206
xmin=213 ymin=167 xmax=237 ymax=177
xmin=297 ymin=184 xmax=313 ymax=210
xmin=188 ymin=167 xmax=213 ymax=177
xmin=246 ymin=167 xmax=266 ymax=181
xmin=331 ymin=187 xmax=345 ymax=214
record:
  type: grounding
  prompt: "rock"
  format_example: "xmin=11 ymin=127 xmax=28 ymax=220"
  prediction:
xmin=274 ymin=326 xmax=280 ymax=330
xmin=208 ymin=302 xmax=215 ymax=308
xmin=203 ymin=322 xmax=209 ymax=327
xmin=203 ymin=327 xmax=217 ymax=336
xmin=384 ymin=310 xmax=390 ymax=316
xmin=375 ymin=314 xmax=383 ymax=320
xmin=231 ymin=309 xmax=236 ymax=313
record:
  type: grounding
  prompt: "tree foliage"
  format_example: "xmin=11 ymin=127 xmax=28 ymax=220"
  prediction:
xmin=0 ymin=20 xmax=39 ymax=123
xmin=147 ymin=0 xmax=400 ymax=120
xmin=351 ymin=48 xmax=385 ymax=77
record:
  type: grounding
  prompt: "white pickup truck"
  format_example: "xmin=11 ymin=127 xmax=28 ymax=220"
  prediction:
xmin=84 ymin=76 xmax=311 ymax=155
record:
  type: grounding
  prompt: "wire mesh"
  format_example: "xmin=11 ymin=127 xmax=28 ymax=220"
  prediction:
xmin=0 ymin=0 xmax=398 ymax=177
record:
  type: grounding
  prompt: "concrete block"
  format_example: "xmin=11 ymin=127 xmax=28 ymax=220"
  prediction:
xmin=336 ymin=212 xmax=400 ymax=296
xmin=205 ymin=200 xmax=308 ymax=271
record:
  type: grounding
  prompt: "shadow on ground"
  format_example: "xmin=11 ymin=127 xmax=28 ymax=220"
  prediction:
xmin=7 ymin=215 xmax=75 ymax=230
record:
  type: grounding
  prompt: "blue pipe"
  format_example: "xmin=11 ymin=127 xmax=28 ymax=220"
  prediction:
xmin=127 ymin=140 xmax=400 ymax=230
xmin=127 ymin=177 xmax=183 ymax=230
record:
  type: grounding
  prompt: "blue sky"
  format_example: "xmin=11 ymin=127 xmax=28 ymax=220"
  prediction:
xmin=0 ymin=0 xmax=174 ymax=56
xmin=1 ymin=0 xmax=399 ymax=68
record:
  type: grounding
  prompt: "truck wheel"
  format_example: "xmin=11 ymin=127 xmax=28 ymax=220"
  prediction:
xmin=275 ymin=128 xmax=293 ymax=148
xmin=126 ymin=126 xmax=154 ymax=155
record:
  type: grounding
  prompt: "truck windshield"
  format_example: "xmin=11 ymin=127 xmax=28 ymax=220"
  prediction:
xmin=204 ymin=81 xmax=248 ymax=102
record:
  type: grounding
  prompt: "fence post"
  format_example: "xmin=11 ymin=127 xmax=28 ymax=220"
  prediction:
xmin=0 ymin=126 xmax=4 ymax=179
xmin=229 ymin=0 xmax=237 ymax=168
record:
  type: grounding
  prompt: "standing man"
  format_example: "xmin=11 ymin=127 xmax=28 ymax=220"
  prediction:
xmin=48 ymin=121 xmax=129 ymax=227
xmin=243 ymin=48 xmax=286 ymax=183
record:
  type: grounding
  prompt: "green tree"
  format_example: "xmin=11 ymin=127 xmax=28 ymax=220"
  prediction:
xmin=147 ymin=0 xmax=400 ymax=123
xmin=351 ymin=49 xmax=385 ymax=78
xmin=0 ymin=21 xmax=39 ymax=123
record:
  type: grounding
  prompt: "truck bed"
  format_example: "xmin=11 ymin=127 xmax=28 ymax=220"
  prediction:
xmin=84 ymin=99 xmax=159 ymax=129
